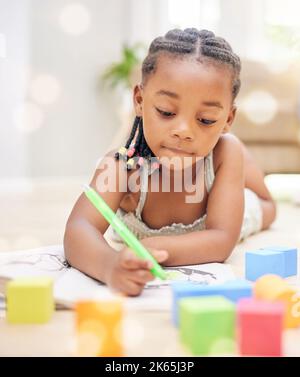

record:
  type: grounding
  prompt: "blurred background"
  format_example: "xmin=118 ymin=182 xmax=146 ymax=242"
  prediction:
xmin=0 ymin=0 xmax=300 ymax=251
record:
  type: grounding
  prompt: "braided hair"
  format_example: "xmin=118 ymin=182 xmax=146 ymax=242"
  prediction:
xmin=115 ymin=28 xmax=241 ymax=170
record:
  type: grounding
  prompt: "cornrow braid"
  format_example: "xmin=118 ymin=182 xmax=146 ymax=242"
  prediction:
xmin=125 ymin=116 xmax=140 ymax=149
xmin=143 ymin=28 xmax=241 ymax=99
xmin=115 ymin=116 xmax=156 ymax=171
xmin=138 ymin=121 xmax=154 ymax=158
xmin=115 ymin=28 xmax=241 ymax=168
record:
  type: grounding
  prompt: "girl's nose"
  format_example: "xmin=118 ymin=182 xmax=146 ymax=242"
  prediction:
xmin=170 ymin=123 xmax=194 ymax=141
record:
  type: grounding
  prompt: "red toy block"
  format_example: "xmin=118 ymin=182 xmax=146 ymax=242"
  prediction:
xmin=237 ymin=298 xmax=284 ymax=356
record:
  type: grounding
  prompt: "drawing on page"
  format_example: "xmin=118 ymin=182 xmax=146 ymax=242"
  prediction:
xmin=0 ymin=250 xmax=69 ymax=280
xmin=0 ymin=253 xmax=69 ymax=271
xmin=145 ymin=266 xmax=217 ymax=289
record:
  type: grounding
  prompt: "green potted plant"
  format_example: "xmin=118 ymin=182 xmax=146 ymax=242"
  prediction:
xmin=100 ymin=42 xmax=145 ymax=92
xmin=100 ymin=42 xmax=146 ymax=150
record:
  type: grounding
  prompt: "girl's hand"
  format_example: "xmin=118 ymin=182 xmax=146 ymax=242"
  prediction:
xmin=105 ymin=246 xmax=168 ymax=296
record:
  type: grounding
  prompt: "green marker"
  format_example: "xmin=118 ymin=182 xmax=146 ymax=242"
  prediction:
xmin=83 ymin=184 xmax=167 ymax=280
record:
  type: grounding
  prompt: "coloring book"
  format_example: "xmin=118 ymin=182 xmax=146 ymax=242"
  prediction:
xmin=0 ymin=245 xmax=235 ymax=311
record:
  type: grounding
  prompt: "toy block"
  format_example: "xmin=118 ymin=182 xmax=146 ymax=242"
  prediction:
xmin=245 ymin=249 xmax=285 ymax=281
xmin=237 ymin=298 xmax=284 ymax=356
xmin=254 ymin=274 xmax=300 ymax=328
xmin=171 ymin=280 xmax=252 ymax=326
xmin=6 ymin=276 xmax=54 ymax=324
xmin=76 ymin=299 xmax=123 ymax=357
xmin=179 ymin=296 xmax=236 ymax=355
xmin=220 ymin=279 xmax=253 ymax=302
xmin=261 ymin=246 xmax=298 ymax=277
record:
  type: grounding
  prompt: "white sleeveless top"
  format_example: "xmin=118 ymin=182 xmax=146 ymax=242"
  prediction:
xmin=109 ymin=151 xmax=215 ymax=243
xmin=104 ymin=148 xmax=263 ymax=249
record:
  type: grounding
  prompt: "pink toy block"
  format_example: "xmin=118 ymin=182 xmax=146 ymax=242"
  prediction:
xmin=237 ymin=298 xmax=284 ymax=356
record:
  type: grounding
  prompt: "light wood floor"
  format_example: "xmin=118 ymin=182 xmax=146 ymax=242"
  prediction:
xmin=0 ymin=178 xmax=300 ymax=356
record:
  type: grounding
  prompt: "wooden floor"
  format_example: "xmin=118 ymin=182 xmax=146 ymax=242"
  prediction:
xmin=0 ymin=178 xmax=300 ymax=356
xmin=0 ymin=178 xmax=84 ymax=252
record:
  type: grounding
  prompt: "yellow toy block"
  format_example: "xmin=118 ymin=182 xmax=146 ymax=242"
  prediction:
xmin=254 ymin=274 xmax=300 ymax=328
xmin=6 ymin=276 xmax=54 ymax=324
xmin=76 ymin=299 xmax=123 ymax=357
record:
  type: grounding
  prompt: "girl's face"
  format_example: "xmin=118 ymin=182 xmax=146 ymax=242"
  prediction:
xmin=134 ymin=55 xmax=236 ymax=165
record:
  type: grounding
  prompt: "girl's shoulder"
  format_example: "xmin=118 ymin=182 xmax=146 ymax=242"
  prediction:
xmin=213 ymin=134 xmax=244 ymax=174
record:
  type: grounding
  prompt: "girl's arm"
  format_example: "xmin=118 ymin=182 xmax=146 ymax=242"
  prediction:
xmin=63 ymin=150 xmax=128 ymax=282
xmin=64 ymin=151 xmax=136 ymax=282
xmin=64 ymin=149 xmax=169 ymax=295
xmin=141 ymin=135 xmax=245 ymax=266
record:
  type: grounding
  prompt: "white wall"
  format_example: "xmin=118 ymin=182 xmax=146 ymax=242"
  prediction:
xmin=4 ymin=0 xmax=268 ymax=180
xmin=124 ymin=0 xmax=169 ymax=46
xmin=0 ymin=0 xmax=142 ymax=179
xmin=27 ymin=0 xmax=127 ymax=178
xmin=0 ymin=0 xmax=29 ymax=178
xmin=218 ymin=0 xmax=267 ymax=61
xmin=0 ymin=0 xmax=172 ymax=179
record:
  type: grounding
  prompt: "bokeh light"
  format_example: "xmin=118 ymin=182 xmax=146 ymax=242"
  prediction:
xmin=241 ymin=90 xmax=278 ymax=125
xmin=77 ymin=331 xmax=102 ymax=357
xmin=59 ymin=3 xmax=91 ymax=36
xmin=30 ymin=74 xmax=61 ymax=105
xmin=78 ymin=319 xmax=107 ymax=356
xmin=265 ymin=173 xmax=300 ymax=203
xmin=13 ymin=102 xmax=44 ymax=133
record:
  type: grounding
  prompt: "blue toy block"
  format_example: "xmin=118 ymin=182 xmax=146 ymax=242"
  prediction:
xmin=220 ymin=279 xmax=253 ymax=301
xmin=171 ymin=279 xmax=252 ymax=326
xmin=245 ymin=250 xmax=285 ymax=281
xmin=261 ymin=246 xmax=298 ymax=277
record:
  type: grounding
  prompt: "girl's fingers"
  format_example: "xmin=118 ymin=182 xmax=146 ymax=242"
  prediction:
xmin=148 ymin=249 xmax=169 ymax=263
xmin=128 ymin=269 xmax=154 ymax=285
xmin=121 ymin=248 xmax=152 ymax=270
xmin=122 ymin=280 xmax=144 ymax=297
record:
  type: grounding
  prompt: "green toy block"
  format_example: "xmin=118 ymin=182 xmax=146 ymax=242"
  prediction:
xmin=179 ymin=295 xmax=236 ymax=355
xmin=6 ymin=276 xmax=54 ymax=324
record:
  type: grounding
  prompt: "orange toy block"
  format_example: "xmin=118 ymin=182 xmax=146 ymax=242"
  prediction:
xmin=75 ymin=299 xmax=123 ymax=357
xmin=254 ymin=274 xmax=300 ymax=328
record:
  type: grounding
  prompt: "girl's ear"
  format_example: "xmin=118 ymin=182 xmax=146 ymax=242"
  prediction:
xmin=222 ymin=105 xmax=237 ymax=133
xmin=133 ymin=84 xmax=144 ymax=117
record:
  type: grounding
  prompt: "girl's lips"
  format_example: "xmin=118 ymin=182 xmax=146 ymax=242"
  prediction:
xmin=163 ymin=146 xmax=194 ymax=156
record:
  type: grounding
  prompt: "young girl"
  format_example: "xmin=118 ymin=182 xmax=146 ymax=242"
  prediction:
xmin=64 ymin=28 xmax=276 ymax=296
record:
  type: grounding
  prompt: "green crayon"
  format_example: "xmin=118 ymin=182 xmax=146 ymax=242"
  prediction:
xmin=83 ymin=184 xmax=167 ymax=280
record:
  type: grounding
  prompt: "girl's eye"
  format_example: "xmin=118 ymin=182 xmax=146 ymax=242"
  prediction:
xmin=156 ymin=108 xmax=175 ymax=117
xmin=156 ymin=108 xmax=216 ymax=125
xmin=199 ymin=118 xmax=216 ymax=126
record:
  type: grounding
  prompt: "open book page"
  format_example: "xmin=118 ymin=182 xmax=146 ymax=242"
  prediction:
xmin=0 ymin=245 xmax=66 ymax=289
xmin=0 ymin=245 xmax=69 ymax=309
xmin=0 ymin=245 xmax=236 ymax=311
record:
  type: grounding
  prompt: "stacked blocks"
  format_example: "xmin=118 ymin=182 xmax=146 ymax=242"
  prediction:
xmin=179 ymin=296 xmax=235 ymax=355
xmin=245 ymin=250 xmax=285 ymax=281
xmin=6 ymin=276 xmax=54 ymax=324
xmin=237 ymin=298 xmax=284 ymax=356
xmin=172 ymin=279 xmax=252 ymax=326
xmin=254 ymin=274 xmax=300 ymax=328
xmin=262 ymin=246 xmax=298 ymax=277
xmin=76 ymin=299 xmax=123 ymax=357
xmin=245 ymin=246 xmax=298 ymax=281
